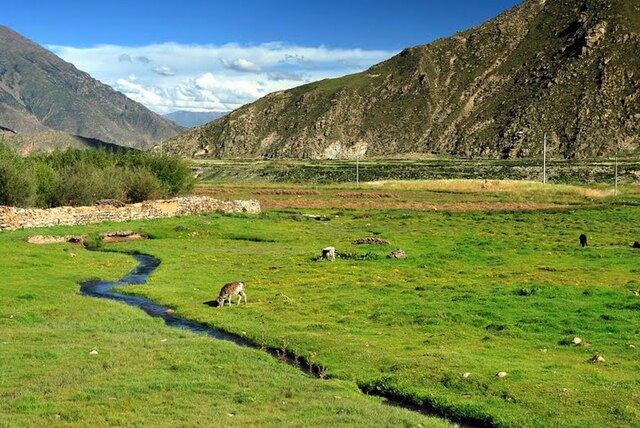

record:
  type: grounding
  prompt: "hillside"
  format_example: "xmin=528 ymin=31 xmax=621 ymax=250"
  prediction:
xmin=164 ymin=0 xmax=640 ymax=159
xmin=0 ymin=129 xmax=126 ymax=155
xmin=0 ymin=26 xmax=183 ymax=150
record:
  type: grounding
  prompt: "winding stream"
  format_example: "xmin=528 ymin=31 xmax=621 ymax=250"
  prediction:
xmin=80 ymin=252 xmax=477 ymax=428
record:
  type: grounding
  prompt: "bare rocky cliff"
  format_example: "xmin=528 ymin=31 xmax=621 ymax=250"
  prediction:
xmin=0 ymin=26 xmax=183 ymax=150
xmin=163 ymin=0 xmax=640 ymax=159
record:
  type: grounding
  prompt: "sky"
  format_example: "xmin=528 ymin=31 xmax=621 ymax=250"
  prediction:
xmin=4 ymin=0 xmax=521 ymax=114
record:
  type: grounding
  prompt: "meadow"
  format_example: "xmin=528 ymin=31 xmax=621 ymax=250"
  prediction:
xmin=2 ymin=178 xmax=640 ymax=427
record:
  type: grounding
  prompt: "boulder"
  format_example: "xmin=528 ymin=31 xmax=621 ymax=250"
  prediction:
xmin=389 ymin=249 xmax=407 ymax=259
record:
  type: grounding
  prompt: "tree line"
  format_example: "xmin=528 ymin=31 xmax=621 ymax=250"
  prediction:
xmin=0 ymin=142 xmax=194 ymax=208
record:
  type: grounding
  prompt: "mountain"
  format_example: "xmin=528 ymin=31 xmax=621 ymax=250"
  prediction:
xmin=0 ymin=26 xmax=183 ymax=150
xmin=163 ymin=0 xmax=640 ymax=160
xmin=163 ymin=110 xmax=228 ymax=128
xmin=0 ymin=129 xmax=127 ymax=155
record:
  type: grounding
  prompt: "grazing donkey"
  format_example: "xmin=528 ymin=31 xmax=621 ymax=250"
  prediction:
xmin=579 ymin=234 xmax=588 ymax=247
xmin=215 ymin=281 xmax=247 ymax=307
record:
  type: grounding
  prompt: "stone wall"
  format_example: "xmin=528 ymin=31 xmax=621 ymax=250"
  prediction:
xmin=0 ymin=197 xmax=261 ymax=231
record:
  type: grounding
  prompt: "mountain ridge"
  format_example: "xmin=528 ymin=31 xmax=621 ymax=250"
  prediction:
xmin=0 ymin=25 xmax=183 ymax=150
xmin=163 ymin=110 xmax=228 ymax=128
xmin=163 ymin=0 xmax=640 ymax=159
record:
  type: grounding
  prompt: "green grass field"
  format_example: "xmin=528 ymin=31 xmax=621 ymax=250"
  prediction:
xmin=0 ymin=225 xmax=450 ymax=427
xmin=2 ymin=180 xmax=640 ymax=427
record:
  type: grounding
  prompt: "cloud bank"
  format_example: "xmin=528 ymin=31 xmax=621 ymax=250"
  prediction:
xmin=48 ymin=42 xmax=396 ymax=114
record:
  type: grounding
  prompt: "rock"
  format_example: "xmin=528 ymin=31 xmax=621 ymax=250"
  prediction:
xmin=496 ymin=372 xmax=508 ymax=378
xmin=166 ymin=309 xmax=175 ymax=315
xmin=389 ymin=249 xmax=407 ymax=259
xmin=591 ymin=353 xmax=605 ymax=363
xmin=628 ymin=344 xmax=636 ymax=349
xmin=633 ymin=290 xmax=640 ymax=296
xmin=462 ymin=372 xmax=471 ymax=379
xmin=572 ymin=337 xmax=582 ymax=346
xmin=89 ymin=349 xmax=98 ymax=355
xmin=352 ymin=237 xmax=390 ymax=245
xmin=583 ymin=341 xmax=592 ymax=348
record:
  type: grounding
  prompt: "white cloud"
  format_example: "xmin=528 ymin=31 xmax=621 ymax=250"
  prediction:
xmin=221 ymin=58 xmax=262 ymax=73
xmin=48 ymin=42 xmax=396 ymax=114
xmin=152 ymin=65 xmax=177 ymax=76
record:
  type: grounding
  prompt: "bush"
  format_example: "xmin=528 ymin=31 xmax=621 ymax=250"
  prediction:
xmin=125 ymin=169 xmax=163 ymax=202
xmin=0 ymin=146 xmax=194 ymax=208
xmin=32 ymin=162 xmax=59 ymax=208
xmin=0 ymin=158 xmax=36 ymax=207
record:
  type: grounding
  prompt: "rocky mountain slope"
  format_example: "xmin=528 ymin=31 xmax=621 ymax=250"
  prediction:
xmin=164 ymin=0 xmax=640 ymax=159
xmin=0 ymin=129 xmax=126 ymax=155
xmin=0 ymin=26 xmax=183 ymax=150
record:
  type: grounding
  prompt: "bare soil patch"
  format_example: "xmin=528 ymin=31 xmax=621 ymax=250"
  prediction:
xmin=335 ymin=192 xmax=399 ymax=199
xmin=192 ymin=188 xmax=234 ymax=195
xmin=27 ymin=235 xmax=84 ymax=245
xmin=253 ymin=189 xmax=321 ymax=196
xmin=101 ymin=231 xmax=148 ymax=243
xmin=262 ymin=200 xmax=568 ymax=211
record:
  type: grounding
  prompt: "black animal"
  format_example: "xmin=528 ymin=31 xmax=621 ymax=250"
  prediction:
xmin=632 ymin=241 xmax=640 ymax=249
xmin=579 ymin=234 xmax=588 ymax=247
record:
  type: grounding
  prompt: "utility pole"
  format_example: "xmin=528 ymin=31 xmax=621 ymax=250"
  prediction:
xmin=614 ymin=156 xmax=618 ymax=197
xmin=543 ymin=133 xmax=547 ymax=185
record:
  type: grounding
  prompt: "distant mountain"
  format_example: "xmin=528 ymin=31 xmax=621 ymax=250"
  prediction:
xmin=163 ymin=110 xmax=228 ymax=128
xmin=164 ymin=0 xmax=640 ymax=159
xmin=0 ymin=26 xmax=183 ymax=150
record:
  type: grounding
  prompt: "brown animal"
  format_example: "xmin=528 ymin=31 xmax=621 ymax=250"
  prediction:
xmin=215 ymin=281 xmax=247 ymax=307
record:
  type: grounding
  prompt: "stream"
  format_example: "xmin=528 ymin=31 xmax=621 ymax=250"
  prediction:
xmin=80 ymin=252 xmax=478 ymax=428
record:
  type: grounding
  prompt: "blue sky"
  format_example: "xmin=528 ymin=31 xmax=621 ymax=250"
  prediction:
xmin=3 ymin=0 xmax=521 ymax=113
xmin=5 ymin=0 xmax=520 ymax=50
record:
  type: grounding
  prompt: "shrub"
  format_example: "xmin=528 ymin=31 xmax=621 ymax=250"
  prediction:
xmin=125 ymin=168 xmax=163 ymax=202
xmin=32 ymin=162 xmax=59 ymax=208
xmin=0 ymin=158 xmax=36 ymax=207
xmin=0 ymin=146 xmax=194 ymax=208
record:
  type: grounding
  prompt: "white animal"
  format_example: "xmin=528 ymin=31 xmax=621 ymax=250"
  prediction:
xmin=321 ymin=246 xmax=336 ymax=262
xmin=215 ymin=281 xmax=247 ymax=307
